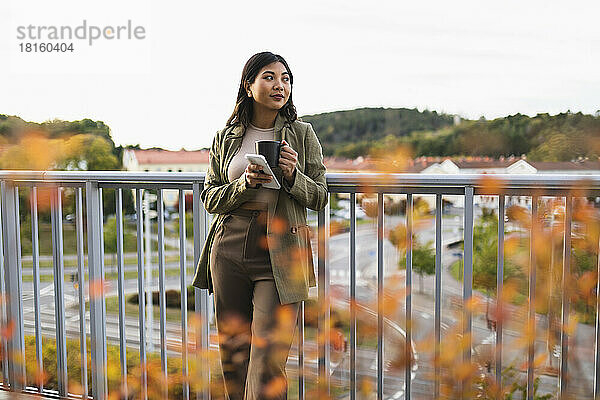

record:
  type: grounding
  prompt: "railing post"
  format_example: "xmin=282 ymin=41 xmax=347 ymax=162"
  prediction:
xmin=135 ymin=189 xmax=148 ymax=400
xmin=0 ymin=190 xmax=9 ymax=386
xmin=596 ymin=196 xmax=600 ymax=398
xmin=179 ymin=189 xmax=190 ymax=400
xmin=434 ymin=193 xmax=442 ymax=399
xmin=405 ymin=193 xmax=413 ymax=400
xmin=496 ymin=195 xmax=505 ymax=391
xmin=156 ymin=189 xmax=169 ymax=399
xmin=0 ymin=180 xmax=25 ymax=390
xmin=86 ymin=181 xmax=107 ymax=400
xmin=50 ymin=187 xmax=68 ymax=396
xmin=528 ymin=196 xmax=538 ymax=400
xmin=559 ymin=195 xmax=572 ymax=398
xmin=30 ymin=187 xmax=44 ymax=393
xmin=377 ymin=193 xmax=384 ymax=400
xmin=317 ymin=196 xmax=331 ymax=396
xmin=98 ymin=188 xmax=108 ymax=393
xmin=115 ymin=188 xmax=128 ymax=398
xmin=75 ymin=187 xmax=88 ymax=398
xmin=349 ymin=192 xmax=357 ymax=400
xmin=193 ymin=182 xmax=210 ymax=400
xmin=463 ymin=186 xmax=474 ymax=397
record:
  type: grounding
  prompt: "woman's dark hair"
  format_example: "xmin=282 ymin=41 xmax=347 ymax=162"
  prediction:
xmin=226 ymin=51 xmax=297 ymax=129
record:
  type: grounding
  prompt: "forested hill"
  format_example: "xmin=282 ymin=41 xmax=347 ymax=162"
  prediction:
xmin=0 ymin=114 xmax=114 ymax=144
xmin=417 ymin=112 xmax=600 ymax=162
xmin=3 ymin=108 xmax=600 ymax=167
xmin=301 ymin=107 xmax=454 ymax=157
xmin=301 ymin=108 xmax=600 ymax=162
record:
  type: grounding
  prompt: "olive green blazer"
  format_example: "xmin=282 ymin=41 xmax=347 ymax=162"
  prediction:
xmin=191 ymin=112 xmax=328 ymax=304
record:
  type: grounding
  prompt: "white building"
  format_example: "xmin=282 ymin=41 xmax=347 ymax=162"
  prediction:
xmin=123 ymin=148 xmax=209 ymax=208
xmin=414 ymin=156 xmax=600 ymax=210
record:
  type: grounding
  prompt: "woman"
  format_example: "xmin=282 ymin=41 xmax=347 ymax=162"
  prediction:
xmin=192 ymin=51 xmax=328 ymax=400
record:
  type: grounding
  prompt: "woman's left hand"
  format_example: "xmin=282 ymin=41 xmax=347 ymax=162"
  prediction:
xmin=279 ymin=139 xmax=298 ymax=185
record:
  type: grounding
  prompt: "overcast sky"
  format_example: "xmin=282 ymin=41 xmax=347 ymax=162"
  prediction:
xmin=1 ymin=0 xmax=599 ymax=150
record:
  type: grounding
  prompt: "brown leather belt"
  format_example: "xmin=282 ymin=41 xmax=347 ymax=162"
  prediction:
xmin=238 ymin=201 xmax=268 ymax=211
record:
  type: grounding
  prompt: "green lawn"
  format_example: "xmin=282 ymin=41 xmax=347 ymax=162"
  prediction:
xmin=24 ymin=266 xmax=194 ymax=283
xmin=21 ymin=254 xmax=185 ymax=270
xmin=20 ymin=221 xmax=178 ymax=256
xmin=99 ymin=289 xmax=194 ymax=323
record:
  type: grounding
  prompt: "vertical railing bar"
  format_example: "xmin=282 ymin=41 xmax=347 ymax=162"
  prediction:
xmin=434 ymin=193 xmax=442 ymax=399
xmin=596 ymin=197 xmax=600 ymax=399
xmin=0 ymin=183 xmax=8 ymax=387
xmin=178 ymin=189 xmax=190 ymax=400
xmin=297 ymin=300 xmax=305 ymax=398
xmin=548 ymin=198 xmax=557 ymax=383
xmin=495 ymin=195 xmax=505 ymax=393
xmin=204 ymin=213 xmax=213 ymax=399
xmin=115 ymin=189 xmax=128 ymax=398
xmin=317 ymin=196 xmax=331 ymax=395
xmin=144 ymin=191 xmax=154 ymax=354
xmin=193 ymin=286 xmax=202 ymax=400
xmin=75 ymin=188 xmax=88 ymax=398
xmin=98 ymin=188 xmax=108 ymax=394
xmin=377 ymin=193 xmax=384 ymax=400
xmin=30 ymin=187 xmax=44 ymax=393
xmin=192 ymin=182 xmax=210 ymax=400
xmin=86 ymin=181 xmax=107 ymax=400
xmin=1 ymin=183 xmax=8 ymax=390
xmin=463 ymin=186 xmax=474 ymax=397
xmin=527 ymin=196 xmax=538 ymax=400
xmin=50 ymin=187 xmax=68 ymax=397
xmin=296 ymin=201 xmax=305 ymax=400
xmin=559 ymin=195 xmax=572 ymax=397
xmin=349 ymin=192 xmax=357 ymax=400
xmin=0 ymin=181 xmax=25 ymax=390
xmin=135 ymin=189 xmax=148 ymax=400
xmin=157 ymin=189 xmax=168 ymax=396
xmin=0 ymin=183 xmax=6 ymax=387
xmin=405 ymin=193 xmax=413 ymax=400
xmin=14 ymin=188 xmax=25 ymax=371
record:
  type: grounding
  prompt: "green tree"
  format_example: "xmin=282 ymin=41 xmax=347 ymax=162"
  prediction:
xmin=329 ymin=193 xmax=341 ymax=211
xmin=58 ymin=134 xmax=119 ymax=171
xmin=398 ymin=238 xmax=436 ymax=293
xmin=473 ymin=208 xmax=502 ymax=321
xmin=103 ymin=215 xmax=135 ymax=267
xmin=466 ymin=208 xmax=521 ymax=321
xmin=175 ymin=212 xmax=194 ymax=239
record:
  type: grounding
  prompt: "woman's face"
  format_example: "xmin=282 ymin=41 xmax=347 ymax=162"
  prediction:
xmin=247 ymin=61 xmax=291 ymax=112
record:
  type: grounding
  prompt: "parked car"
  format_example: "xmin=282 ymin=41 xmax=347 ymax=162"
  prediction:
xmin=333 ymin=208 xmax=366 ymax=220
xmin=124 ymin=213 xmax=138 ymax=222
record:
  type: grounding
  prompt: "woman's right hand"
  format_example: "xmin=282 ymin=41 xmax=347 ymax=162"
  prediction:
xmin=244 ymin=163 xmax=273 ymax=188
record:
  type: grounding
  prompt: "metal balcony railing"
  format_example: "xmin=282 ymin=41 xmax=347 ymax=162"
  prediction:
xmin=0 ymin=171 xmax=599 ymax=400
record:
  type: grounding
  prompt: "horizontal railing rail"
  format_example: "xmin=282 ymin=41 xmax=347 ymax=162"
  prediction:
xmin=0 ymin=171 xmax=599 ymax=400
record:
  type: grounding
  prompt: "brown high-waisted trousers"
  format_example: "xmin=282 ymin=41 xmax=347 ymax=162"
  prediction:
xmin=210 ymin=208 xmax=300 ymax=400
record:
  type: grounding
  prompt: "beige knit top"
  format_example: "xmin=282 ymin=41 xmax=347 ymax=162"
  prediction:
xmin=227 ymin=123 xmax=279 ymax=205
